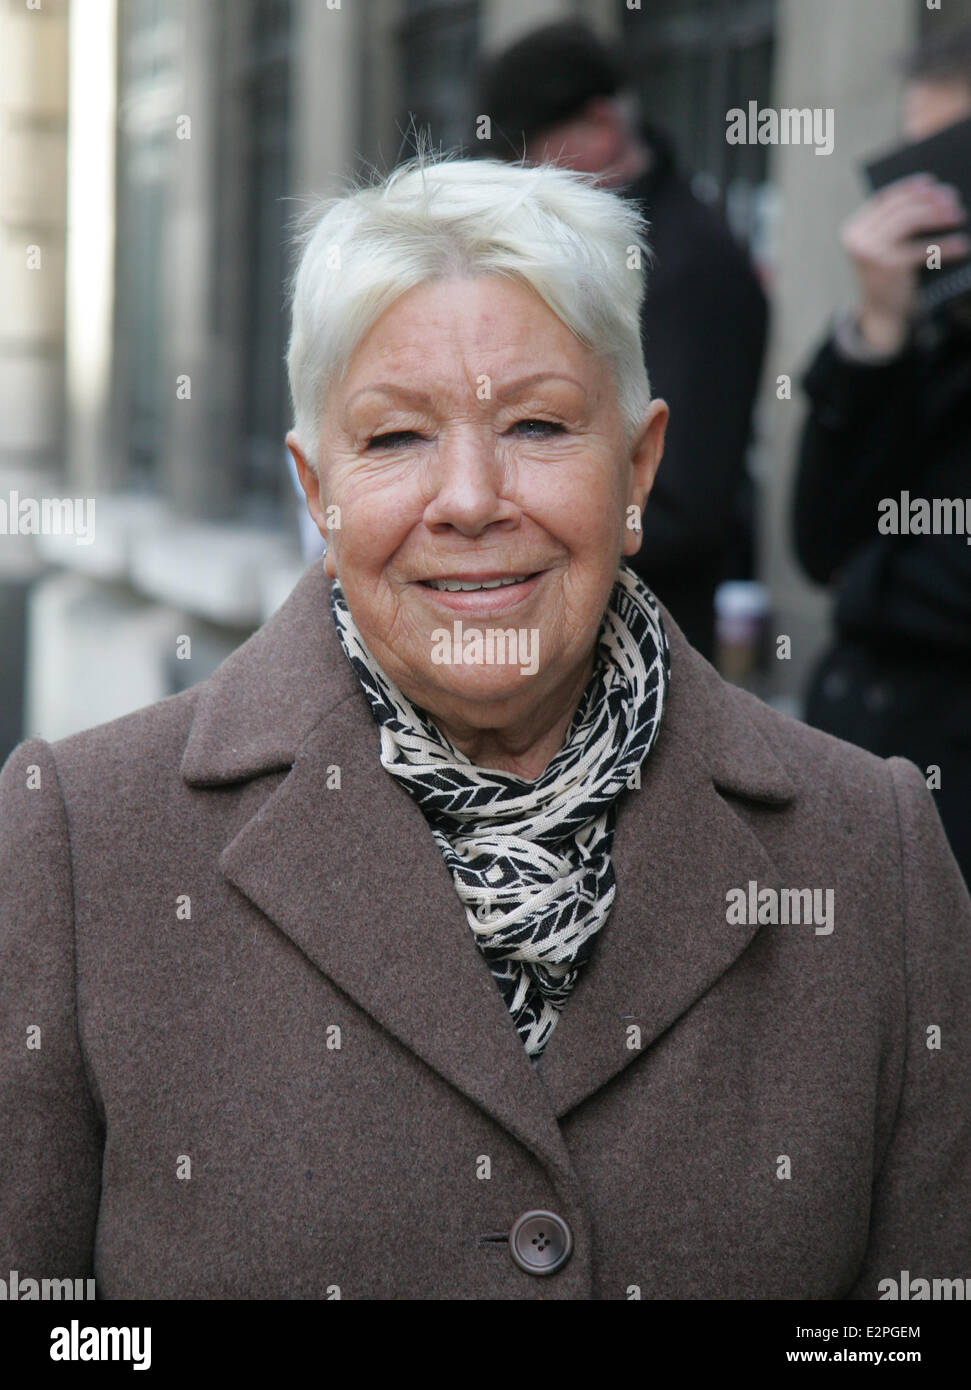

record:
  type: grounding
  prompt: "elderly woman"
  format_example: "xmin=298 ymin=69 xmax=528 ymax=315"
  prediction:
xmin=1 ymin=156 xmax=969 ymax=1301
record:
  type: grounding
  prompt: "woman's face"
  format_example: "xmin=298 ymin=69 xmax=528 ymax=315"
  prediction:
xmin=288 ymin=274 xmax=667 ymax=739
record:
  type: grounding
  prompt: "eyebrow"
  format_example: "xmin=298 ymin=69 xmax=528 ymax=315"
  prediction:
xmin=345 ymin=373 xmax=588 ymax=409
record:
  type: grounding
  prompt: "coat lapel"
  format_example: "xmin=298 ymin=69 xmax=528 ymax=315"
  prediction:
xmin=534 ymin=653 xmax=796 ymax=1115
xmin=217 ymin=688 xmax=579 ymax=1182
xmin=183 ymin=560 xmax=796 ymax=1167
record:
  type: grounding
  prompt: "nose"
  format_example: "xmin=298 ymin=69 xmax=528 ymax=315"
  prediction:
xmin=422 ymin=427 xmax=519 ymax=537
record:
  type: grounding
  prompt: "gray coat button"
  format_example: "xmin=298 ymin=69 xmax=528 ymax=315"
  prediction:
xmin=509 ymin=1209 xmax=573 ymax=1275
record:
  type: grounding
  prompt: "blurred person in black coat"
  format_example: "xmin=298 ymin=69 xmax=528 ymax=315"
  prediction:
xmin=794 ymin=27 xmax=971 ymax=886
xmin=475 ymin=21 xmax=768 ymax=660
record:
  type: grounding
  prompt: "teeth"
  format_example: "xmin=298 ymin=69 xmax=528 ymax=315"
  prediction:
xmin=427 ymin=575 xmax=529 ymax=591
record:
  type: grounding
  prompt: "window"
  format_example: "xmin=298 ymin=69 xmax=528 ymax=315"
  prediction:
xmin=621 ymin=0 xmax=777 ymax=251
xmin=114 ymin=0 xmax=182 ymax=482
xmin=396 ymin=0 xmax=480 ymax=156
xmin=238 ymin=0 xmax=294 ymax=511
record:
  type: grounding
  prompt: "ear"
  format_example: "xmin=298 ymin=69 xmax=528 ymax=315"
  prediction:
xmin=287 ymin=431 xmax=337 ymax=578
xmin=622 ymin=398 xmax=668 ymax=559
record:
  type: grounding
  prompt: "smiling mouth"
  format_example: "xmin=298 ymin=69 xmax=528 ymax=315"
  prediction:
xmin=419 ymin=572 xmax=539 ymax=592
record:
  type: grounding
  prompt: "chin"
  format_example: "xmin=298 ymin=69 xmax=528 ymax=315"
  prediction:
xmin=417 ymin=664 xmax=544 ymax=714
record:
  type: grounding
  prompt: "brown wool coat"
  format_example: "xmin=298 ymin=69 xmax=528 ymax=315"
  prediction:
xmin=1 ymin=560 xmax=969 ymax=1300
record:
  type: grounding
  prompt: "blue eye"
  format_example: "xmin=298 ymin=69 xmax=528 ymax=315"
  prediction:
xmin=513 ymin=419 xmax=565 ymax=438
xmin=365 ymin=421 xmax=564 ymax=448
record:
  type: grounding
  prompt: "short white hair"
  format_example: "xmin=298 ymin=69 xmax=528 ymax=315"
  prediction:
xmin=285 ymin=151 xmax=654 ymax=468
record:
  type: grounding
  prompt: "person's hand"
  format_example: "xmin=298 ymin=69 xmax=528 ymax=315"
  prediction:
xmin=841 ymin=173 xmax=970 ymax=353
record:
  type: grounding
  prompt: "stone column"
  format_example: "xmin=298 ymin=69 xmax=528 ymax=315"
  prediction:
xmin=64 ymin=0 xmax=117 ymax=496
xmin=0 ymin=0 xmax=71 ymax=757
xmin=157 ymin=0 xmax=225 ymax=519
xmin=292 ymin=0 xmax=363 ymax=197
xmin=758 ymin=0 xmax=916 ymax=707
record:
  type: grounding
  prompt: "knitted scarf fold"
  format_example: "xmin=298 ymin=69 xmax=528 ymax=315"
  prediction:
xmin=329 ymin=562 xmax=670 ymax=1059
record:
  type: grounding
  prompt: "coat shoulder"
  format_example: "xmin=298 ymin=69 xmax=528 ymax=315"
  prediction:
xmin=9 ymin=561 xmax=341 ymax=797
xmin=663 ymin=620 xmax=905 ymax=816
xmin=2 ymin=686 xmax=204 ymax=803
xmin=718 ymin=676 xmax=925 ymax=831
xmin=732 ymin=678 xmax=906 ymax=796
xmin=57 ymin=684 xmax=200 ymax=762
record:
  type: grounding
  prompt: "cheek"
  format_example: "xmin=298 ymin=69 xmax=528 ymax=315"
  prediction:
xmin=536 ymin=462 xmax=626 ymax=553
xmin=327 ymin=473 xmax=420 ymax=571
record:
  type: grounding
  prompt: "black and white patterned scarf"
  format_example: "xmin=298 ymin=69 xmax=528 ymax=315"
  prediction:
xmin=329 ymin=563 xmax=670 ymax=1059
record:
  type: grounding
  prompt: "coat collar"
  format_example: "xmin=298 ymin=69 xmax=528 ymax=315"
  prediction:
xmin=182 ymin=560 xmax=796 ymax=1177
xmin=180 ymin=559 xmax=359 ymax=786
xmin=181 ymin=558 xmax=795 ymax=803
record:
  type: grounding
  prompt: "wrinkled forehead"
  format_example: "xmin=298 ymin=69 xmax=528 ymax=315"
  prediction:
xmin=331 ymin=274 xmax=611 ymax=414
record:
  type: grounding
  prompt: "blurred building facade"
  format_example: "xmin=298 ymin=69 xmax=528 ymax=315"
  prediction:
xmin=2 ymin=0 xmax=970 ymax=754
